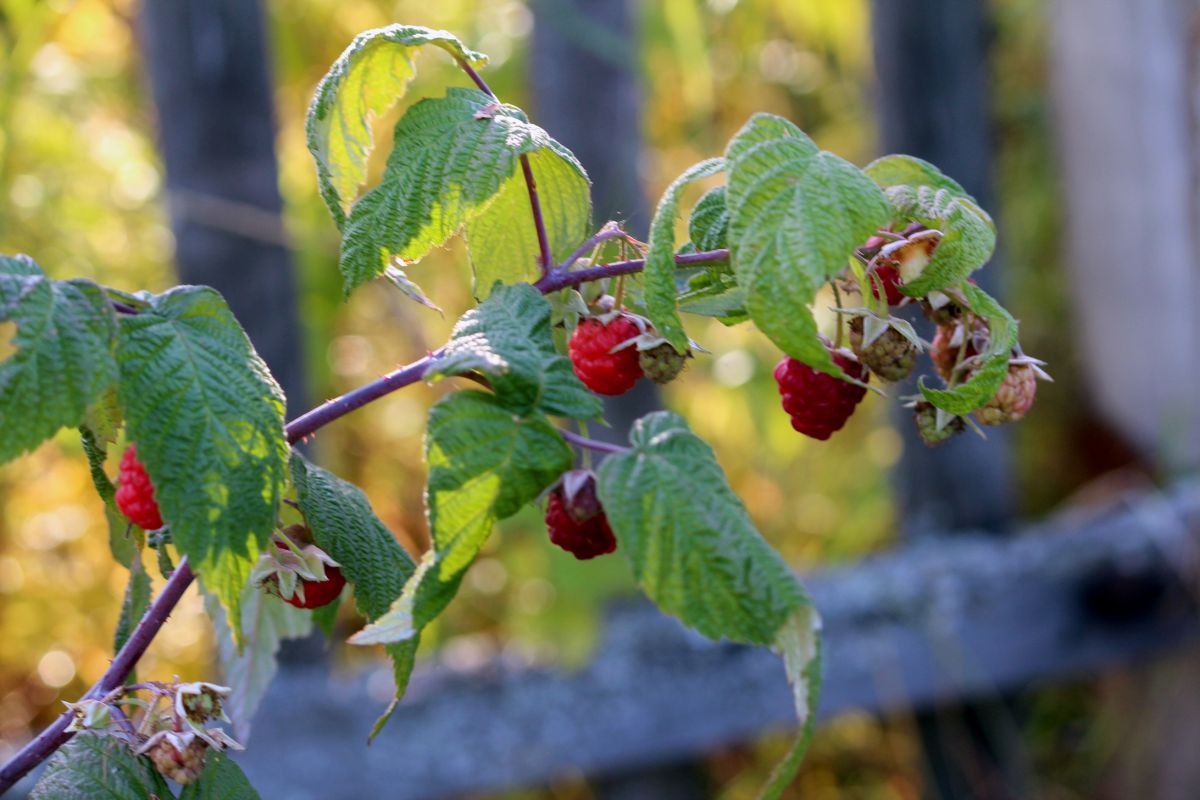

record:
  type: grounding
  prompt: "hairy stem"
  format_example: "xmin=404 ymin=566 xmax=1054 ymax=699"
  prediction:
xmin=454 ymin=56 xmax=552 ymax=277
xmin=560 ymin=429 xmax=628 ymax=455
xmin=0 ymin=560 xmax=196 ymax=793
xmin=534 ymin=248 xmax=729 ymax=294
xmin=518 ymin=154 xmax=554 ymax=276
xmin=558 ymin=224 xmax=631 ymax=273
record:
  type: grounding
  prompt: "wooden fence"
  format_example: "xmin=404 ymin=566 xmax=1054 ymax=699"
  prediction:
xmin=213 ymin=479 xmax=1200 ymax=799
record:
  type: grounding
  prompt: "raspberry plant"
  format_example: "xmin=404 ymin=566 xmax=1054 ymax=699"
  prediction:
xmin=0 ymin=24 xmax=1047 ymax=798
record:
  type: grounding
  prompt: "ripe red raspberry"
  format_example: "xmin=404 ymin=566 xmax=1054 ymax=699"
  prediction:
xmin=280 ymin=560 xmax=346 ymax=609
xmin=975 ymin=363 xmax=1037 ymax=426
xmin=638 ymin=343 xmax=689 ymax=385
xmin=773 ymin=348 xmax=869 ymax=440
xmin=545 ymin=471 xmax=616 ymax=560
xmin=569 ymin=316 xmax=644 ymax=396
xmin=147 ymin=736 xmax=207 ymax=785
xmin=115 ymin=444 xmax=163 ymax=530
xmin=869 ymin=263 xmax=906 ymax=306
xmin=848 ymin=316 xmax=917 ymax=382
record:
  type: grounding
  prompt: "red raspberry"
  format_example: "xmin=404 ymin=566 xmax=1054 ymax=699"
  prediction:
xmin=569 ymin=316 xmax=644 ymax=396
xmin=545 ymin=471 xmax=616 ymax=560
xmin=869 ymin=263 xmax=905 ymax=306
xmin=280 ymin=561 xmax=346 ymax=609
xmin=115 ymin=444 xmax=164 ymax=530
xmin=975 ymin=363 xmax=1037 ymax=426
xmin=773 ymin=348 xmax=869 ymax=440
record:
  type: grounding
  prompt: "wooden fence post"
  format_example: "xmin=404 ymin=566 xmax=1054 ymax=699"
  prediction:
xmin=871 ymin=1 xmax=1027 ymax=798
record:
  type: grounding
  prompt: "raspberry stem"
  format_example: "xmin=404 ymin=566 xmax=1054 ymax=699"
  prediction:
xmin=455 ymin=56 xmax=552 ymax=278
xmin=560 ymin=429 xmax=629 ymax=455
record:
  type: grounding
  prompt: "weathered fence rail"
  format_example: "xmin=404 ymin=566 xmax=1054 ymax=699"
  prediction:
xmin=213 ymin=480 xmax=1200 ymax=799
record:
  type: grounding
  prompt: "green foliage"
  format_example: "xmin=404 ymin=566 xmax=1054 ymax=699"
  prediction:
xmin=724 ymin=114 xmax=889 ymax=377
xmin=597 ymin=412 xmax=824 ymax=787
xmin=206 ymin=588 xmax=312 ymax=741
xmin=865 ymin=155 xmax=996 ymax=296
xmin=883 ymin=185 xmax=996 ymax=296
xmin=597 ymin=411 xmax=809 ymax=645
xmin=351 ymin=390 xmax=571 ymax=645
xmin=919 ymin=283 xmax=1019 ymax=413
xmin=688 ymin=184 xmax=730 ymax=252
xmin=759 ymin=608 xmax=823 ymax=800
xmin=306 ymin=24 xmax=487 ymax=226
xmin=428 ymin=283 xmax=601 ymax=418
xmin=338 ymin=88 xmax=587 ymax=296
xmin=0 ymin=254 xmax=117 ymax=464
xmin=177 ymin=753 xmax=261 ymax=800
xmin=30 ymin=734 xmax=171 ymax=800
xmin=115 ymin=286 xmax=288 ymax=640
xmin=466 ymin=142 xmax=591 ymax=298
xmin=290 ymin=453 xmax=421 ymax=729
xmin=644 ymin=158 xmax=725 ymax=351
xmin=864 ymin=154 xmax=969 ymax=196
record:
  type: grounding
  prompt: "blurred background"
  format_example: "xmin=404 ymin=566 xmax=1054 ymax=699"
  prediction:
xmin=1 ymin=0 xmax=1199 ymax=797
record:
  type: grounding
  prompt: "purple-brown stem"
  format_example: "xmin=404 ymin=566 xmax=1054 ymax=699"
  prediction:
xmin=534 ymin=248 xmax=729 ymax=294
xmin=0 ymin=559 xmax=195 ymax=793
xmin=455 ymin=57 xmax=553 ymax=277
xmin=560 ymin=429 xmax=628 ymax=455
xmin=558 ymin=225 xmax=632 ymax=273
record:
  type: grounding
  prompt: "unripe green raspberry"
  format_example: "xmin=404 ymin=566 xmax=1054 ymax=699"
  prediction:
xmin=848 ymin=317 xmax=917 ymax=382
xmin=638 ymin=343 xmax=689 ymax=385
xmin=913 ymin=401 xmax=965 ymax=446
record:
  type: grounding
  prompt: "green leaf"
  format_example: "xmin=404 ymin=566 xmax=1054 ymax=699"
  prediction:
xmin=644 ymin=158 xmax=725 ymax=352
xmin=114 ymin=556 xmax=151 ymax=657
xmin=116 ymin=286 xmax=288 ymax=639
xmin=339 ymin=88 xmax=583 ymax=296
xmin=178 ymin=751 xmax=261 ymax=800
xmin=918 ymin=283 xmax=1018 ymax=414
xmin=30 ymin=733 xmax=172 ymax=800
xmin=596 ymin=411 xmax=808 ymax=644
xmin=306 ymin=24 xmax=487 ymax=226
xmin=725 ymin=114 xmax=889 ymax=377
xmin=864 ymin=154 xmax=968 ymax=196
xmin=688 ymin=185 xmax=730 ymax=252
xmin=677 ymin=269 xmax=748 ymax=324
xmin=0 ymin=254 xmax=117 ymax=464
xmin=427 ymin=283 xmax=601 ymax=419
xmin=80 ymin=427 xmax=116 ymax=506
xmin=289 ymin=452 xmax=421 ymax=728
xmin=883 ymin=185 xmax=996 ymax=295
xmin=466 ymin=141 xmax=591 ymax=298
xmin=205 ymin=587 xmax=312 ymax=741
xmin=351 ymin=391 xmax=571 ymax=645
xmin=758 ymin=608 xmax=823 ymax=800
